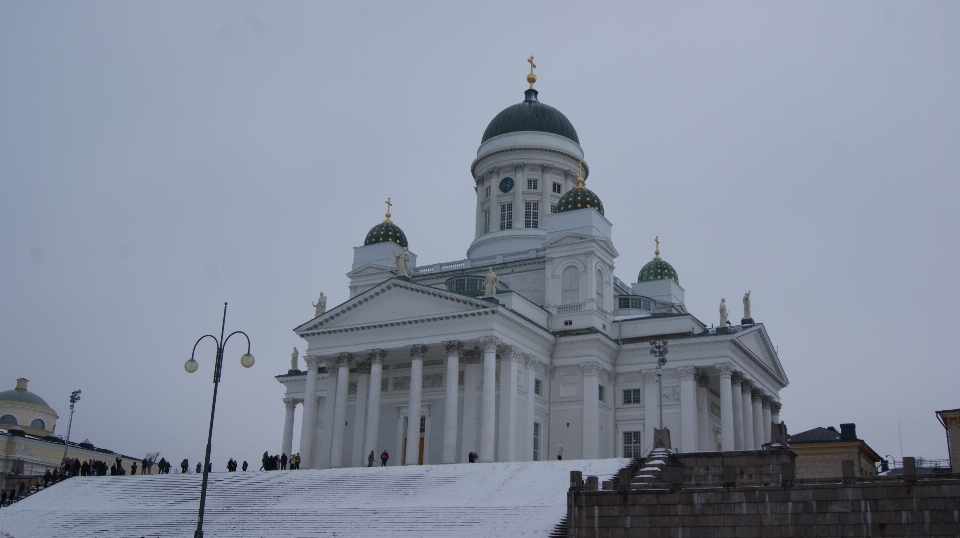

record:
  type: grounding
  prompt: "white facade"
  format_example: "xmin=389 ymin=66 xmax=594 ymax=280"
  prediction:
xmin=276 ymin=83 xmax=789 ymax=468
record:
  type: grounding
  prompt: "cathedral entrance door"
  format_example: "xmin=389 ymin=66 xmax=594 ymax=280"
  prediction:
xmin=401 ymin=436 xmax=425 ymax=465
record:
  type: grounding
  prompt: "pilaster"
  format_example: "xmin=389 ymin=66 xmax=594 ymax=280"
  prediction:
xmin=580 ymin=361 xmax=603 ymax=459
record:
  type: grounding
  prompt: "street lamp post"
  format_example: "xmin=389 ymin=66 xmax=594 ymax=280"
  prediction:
xmin=61 ymin=390 xmax=81 ymax=466
xmin=185 ymin=302 xmax=255 ymax=538
xmin=649 ymin=340 xmax=668 ymax=429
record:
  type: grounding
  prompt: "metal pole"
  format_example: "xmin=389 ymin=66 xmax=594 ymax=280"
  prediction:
xmin=194 ymin=302 xmax=228 ymax=538
xmin=657 ymin=362 xmax=663 ymax=430
xmin=61 ymin=390 xmax=81 ymax=466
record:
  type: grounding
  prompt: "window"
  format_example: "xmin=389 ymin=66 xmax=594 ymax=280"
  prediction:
xmin=527 ymin=179 xmax=538 ymax=190
xmin=596 ymin=269 xmax=604 ymax=308
xmin=618 ymin=296 xmax=653 ymax=311
xmin=420 ymin=416 xmax=426 ymax=434
xmin=561 ymin=266 xmax=580 ymax=304
xmin=524 ymin=201 xmax=539 ymax=228
xmin=446 ymin=276 xmax=484 ymax=293
xmin=550 ymin=204 xmax=558 ymax=214
xmin=533 ymin=422 xmax=541 ymax=461
xmin=553 ymin=182 xmax=562 ymax=194
xmin=500 ymin=203 xmax=513 ymax=230
xmin=623 ymin=431 xmax=643 ymax=459
xmin=483 ymin=209 xmax=490 ymax=233
xmin=598 ymin=385 xmax=605 ymax=402
xmin=623 ymin=388 xmax=642 ymax=404
xmin=563 ymin=320 xmax=572 ymax=326
xmin=534 ymin=379 xmax=542 ymax=395
xmin=485 ymin=186 xmax=491 ymax=199
xmin=0 ymin=414 xmax=16 ymax=425
xmin=30 ymin=418 xmax=45 ymax=429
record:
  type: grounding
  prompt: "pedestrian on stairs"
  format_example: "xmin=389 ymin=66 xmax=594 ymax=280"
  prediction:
xmin=281 ymin=453 xmax=288 ymax=470
xmin=196 ymin=462 xmax=202 ymax=473
xmin=367 ymin=451 xmax=374 ymax=467
xmin=242 ymin=460 xmax=248 ymax=471
xmin=131 ymin=461 xmax=137 ymax=476
xmin=557 ymin=445 xmax=563 ymax=460
xmin=1 ymin=488 xmax=7 ymax=506
xmin=181 ymin=459 xmax=189 ymax=474
xmin=380 ymin=450 xmax=389 ymax=466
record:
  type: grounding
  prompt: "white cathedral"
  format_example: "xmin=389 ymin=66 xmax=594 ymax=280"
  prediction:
xmin=276 ymin=63 xmax=788 ymax=469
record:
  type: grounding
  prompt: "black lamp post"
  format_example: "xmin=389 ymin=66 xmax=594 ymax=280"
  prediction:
xmin=184 ymin=302 xmax=254 ymax=538
xmin=649 ymin=340 xmax=668 ymax=429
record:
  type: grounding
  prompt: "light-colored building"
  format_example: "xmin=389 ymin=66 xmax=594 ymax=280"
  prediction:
xmin=788 ymin=423 xmax=883 ymax=479
xmin=277 ymin=65 xmax=789 ymax=469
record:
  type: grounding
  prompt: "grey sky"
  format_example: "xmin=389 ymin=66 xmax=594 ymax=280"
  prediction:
xmin=2 ymin=1 xmax=958 ymax=468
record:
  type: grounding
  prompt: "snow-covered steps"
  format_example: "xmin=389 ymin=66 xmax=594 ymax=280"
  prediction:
xmin=1 ymin=458 xmax=628 ymax=538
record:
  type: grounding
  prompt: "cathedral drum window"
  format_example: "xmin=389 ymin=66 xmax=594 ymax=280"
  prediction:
xmin=552 ymin=182 xmax=562 ymax=194
xmin=526 ymin=178 xmax=538 ymax=190
xmin=500 ymin=203 xmax=513 ymax=230
xmin=524 ymin=201 xmax=539 ymax=228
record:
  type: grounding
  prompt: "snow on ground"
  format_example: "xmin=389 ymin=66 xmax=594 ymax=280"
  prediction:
xmin=0 ymin=458 xmax=628 ymax=538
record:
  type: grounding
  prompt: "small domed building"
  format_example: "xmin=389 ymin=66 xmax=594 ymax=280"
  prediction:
xmin=277 ymin=61 xmax=788 ymax=469
xmin=0 ymin=379 xmax=58 ymax=437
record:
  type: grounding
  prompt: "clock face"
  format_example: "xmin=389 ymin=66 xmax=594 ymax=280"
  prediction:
xmin=499 ymin=177 xmax=514 ymax=193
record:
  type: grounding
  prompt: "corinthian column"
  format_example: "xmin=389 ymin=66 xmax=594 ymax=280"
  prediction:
xmin=770 ymin=400 xmax=781 ymax=426
xmin=329 ymin=353 xmax=354 ymax=468
xmin=751 ymin=389 xmax=764 ymax=450
xmin=479 ymin=336 xmax=499 ymax=463
xmin=405 ymin=344 xmax=429 ymax=465
xmin=678 ymin=366 xmax=698 ymax=452
xmin=741 ymin=379 xmax=755 ymax=450
xmin=351 ymin=360 xmax=371 ymax=467
xmin=363 ymin=349 xmax=386 ymax=462
xmin=762 ymin=396 xmax=772 ymax=445
xmin=715 ymin=364 xmax=734 ymax=452
xmin=460 ymin=349 xmax=481 ymax=462
xmin=642 ymin=370 xmax=658 ymax=454
xmin=442 ymin=341 xmax=463 ymax=464
xmin=497 ymin=346 xmax=522 ymax=462
xmin=298 ymin=356 xmax=321 ymax=468
xmin=282 ymin=398 xmax=297 ymax=458
xmin=697 ymin=372 xmax=711 ymax=451
xmin=731 ymin=372 xmax=744 ymax=450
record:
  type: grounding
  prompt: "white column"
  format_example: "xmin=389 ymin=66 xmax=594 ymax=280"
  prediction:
xmin=282 ymin=398 xmax=297 ymax=458
xmin=524 ymin=357 xmax=536 ymax=460
xmin=762 ymin=396 xmax=772 ymax=445
xmin=363 ymin=349 xmax=386 ymax=460
xmin=479 ymin=337 xmax=499 ymax=462
xmin=731 ymin=372 xmax=744 ymax=450
xmin=329 ymin=353 xmax=353 ymax=468
xmin=298 ymin=356 xmax=320 ymax=469
xmin=678 ymin=366 xmax=698 ymax=452
xmin=642 ymin=370 xmax=658 ymax=454
xmin=405 ymin=344 xmax=428 ymax=465
xmin=751 ymin=390 xmax=764 ymax=450
xmin=697 ymin=373 xmax=711 ymax=451
xmin=716 ymin=364 xmax=735 ymax=452
xmin=540 ymin=164 xmax=552 ymax=229
xmin=316 ymin=370 xmax=337 ymax=468
xmin=461 ymin=350 xmax=481 ymax=461
xmin=581 ymin=362 xmax=602 ymax=459
xmin=770 ymin=400 xmax=781 ymax=426
xmin=741 ymin=380 xmax=755 ymax=450
xmin=351 ymin=361 xmax=370 ymax=467
xmin=513 ymin=163 xmax=524 ymax=229
xmin=442 ymin=341 xmax=463 ymax=464
xmin=498 ymin=347 xmax=521 ymax=462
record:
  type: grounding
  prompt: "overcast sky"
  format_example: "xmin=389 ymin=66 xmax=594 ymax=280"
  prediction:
xmin=2 ymin=1 xmax=958 ymax=468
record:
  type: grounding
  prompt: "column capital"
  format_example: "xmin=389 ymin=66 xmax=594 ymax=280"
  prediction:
xmin=740 ymin=378 xmax=754 ymax=392
xmin=355 ymin=360 xmax=372 ymax=375
xmin=761 ymin=395 xmax=772 ymax=408
xmin=523 ymin=355 xmax=539 ymax=369
xmin=751 ymin=388 xmax=764 ymax=402
xmin=282 ymin=398 xmax=298 ymax=410
xmin=502 ymin=347 xmax=525 ymax=363
xmin=513 ymin=162 xmax=524 ymax=173
xmin=731 ymin=370 xmax=743 ymax=383
xmin=304 ymin=355 xmax=322 ymax=369
xmin=641 ymin=370 xmax=658 ymax=383
xmin=335 ymin=352 xmax=354 ymax=367
xmin=541 ymin=163 xmax=553 ymax=174
xmin=463 ymin=349 xmax=482 ymax=364
xmin=409 ymin=344 xmax=429 ymax=359
xmin=486 ymin=166 xmax=499 ymax=179
xmin=677 ymin=366 xmax=697 ymax=380
xmin=479 ymin=336 xmax=500 ymax=351
xmin=770 ymin=401 xmax=781 ymax=412
xmin=580 ymin=361 xmax=603 ymax=376
xmin=443 ymin=340 xmax=464 ymax=355
xmin=715 ymin=363 xmax=734 ymax=378
xmin=368 ymin=349 xmax=388 ymax=364
xmin=697 ymin=372 xmax=711 ymax=388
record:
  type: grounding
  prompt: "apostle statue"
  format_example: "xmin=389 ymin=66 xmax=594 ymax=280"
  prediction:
xmin=483 ymin=267 xmax=499 ymax=297
xmin=394 ymin=247 xmax=411 ymax=277
xmin=719 ymin=298 xmax=728 ymax=327
xmin=312 ymin=292 xmax=327 ymax=317
xmin=290 ymin=347 xmax=299 ymax=370
xmin=743 ymin=291 xmax=751 ymax=319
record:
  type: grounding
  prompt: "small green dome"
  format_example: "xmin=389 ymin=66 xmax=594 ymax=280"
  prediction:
xmin=638 ymin=258 xmax=679 ymax=284
xmin=364 ymin=220 xmax=408 ymax=248
xmin=556 ymin=178 xmax=604 ymax=215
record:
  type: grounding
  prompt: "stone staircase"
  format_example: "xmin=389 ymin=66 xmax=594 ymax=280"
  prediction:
xmin=0 ymin=458 xmax=628 ymax=538
xmin=629 ymin=448 xmax=672 ymax=490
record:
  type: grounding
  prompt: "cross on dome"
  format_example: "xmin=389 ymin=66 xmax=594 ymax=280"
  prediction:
xmin=527 ymin=56 xmax=537 ymax=89
xmin=384 ymin=198 xmax=392 ymax=222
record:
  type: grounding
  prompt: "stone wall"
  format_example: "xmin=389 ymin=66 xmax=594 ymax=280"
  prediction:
xmin=791 ymin=442 xmax=879 ymax=479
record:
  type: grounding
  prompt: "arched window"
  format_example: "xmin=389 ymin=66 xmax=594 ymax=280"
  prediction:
xmin=0 ymin=414 xmax=17 ymax=425
xmin=596 ymin=269 xmax=604 ymax=309
xmin=561 ymin=266 xmax=580 ymax=304
xmin=30 ymin=418 xmax=45 ymax=430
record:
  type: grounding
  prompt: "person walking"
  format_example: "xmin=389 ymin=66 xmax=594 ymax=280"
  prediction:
xmin=195 ymin=462 xmax=202 ymax=474
xmin=1 ymin=488 xmax=7 ymax=506
xmin=557 ymin=444 xmax=563 ymax=460
xmin=367 ymin=450 xmax=375 ymax=467
xmin=131 ymin=461 xmax=137 ymax=476
xmin=380 ymin=450 xmax=389 ymax=466
xmin=181 ymin=459 xmax=189 ymax=474
xmin=242 ymin=460 xmax=248 ymax=471
xmin=280 ymin=453 xmax=288 ymax=470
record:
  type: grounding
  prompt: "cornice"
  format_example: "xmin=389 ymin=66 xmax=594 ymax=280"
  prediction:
xmin=471 ymin=149 xmax=589 ymax=178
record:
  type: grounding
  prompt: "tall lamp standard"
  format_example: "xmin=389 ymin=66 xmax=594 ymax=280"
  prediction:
xmin=649 ymin=340 xmax=668 ymax=429
xmin=184 ymin=302 xmax=255 ymax=538
xmin=61 ymin=390 xmax=81 ymax=466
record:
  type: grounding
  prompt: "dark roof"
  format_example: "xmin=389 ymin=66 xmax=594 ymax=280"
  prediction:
xmin=363 ymin=221 xmax=408 ymax=248
xmin=482 ymin=89 xmax=579 ymax=144
xmin=638 ymin=258 xmax=679 ymax=284
xmin=556 ymin=185 xmax=603 ymax=215
xmin=788 ymin=426 xmax=842 ymax=444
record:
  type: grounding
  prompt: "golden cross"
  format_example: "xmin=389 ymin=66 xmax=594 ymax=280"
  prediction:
xmin=526 ymin=56 xmax=538 ymax=89
xmin=384 ymin=198 xmax=392 ymax=221
xmin=655 ymin=236 xmax=660 ymax=258
xmin=528 ymin=56 xmax=536 ymax=73
xmin=578 ymin=161 xmax=583 ymax=177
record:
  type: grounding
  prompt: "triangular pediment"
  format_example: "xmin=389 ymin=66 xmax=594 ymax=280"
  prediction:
xmin=735 ymin=326 xmax=789 ymax=384
xmin=543 ymin=233 xmax=618 ymax=257
xmin=295 ymin=279 xmax=496 ymax=334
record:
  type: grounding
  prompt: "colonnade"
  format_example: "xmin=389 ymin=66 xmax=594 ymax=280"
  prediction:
xmin=281 ymin=337 xmax=543 ymax=469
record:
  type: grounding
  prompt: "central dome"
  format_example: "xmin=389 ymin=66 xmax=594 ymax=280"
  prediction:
xmin=481 ymin=89 xmax=579 ymax=144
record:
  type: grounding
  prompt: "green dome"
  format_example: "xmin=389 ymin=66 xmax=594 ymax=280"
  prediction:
xmin=364 ymin=220 xmax=408 ymax=248
xmin=482 ymin=89 xmax=579 ymax=144
xmin=0 ymin=387 xmax=51 ymax=408
xmin=638 ymin=258 xmax=679 ymax=284
xmin=556 ymin=181 xmax=604 ymax=216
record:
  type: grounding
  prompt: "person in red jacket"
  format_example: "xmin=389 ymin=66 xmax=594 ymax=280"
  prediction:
xmin=380 ymin=450 xmax=389 ymax=466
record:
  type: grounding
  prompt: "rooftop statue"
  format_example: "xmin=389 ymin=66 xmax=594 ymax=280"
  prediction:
xmin=394 ymin=247 xmax=411 ymax=277
xmin=290 ymin=347 xmax=299 ymax=370
xmin=313 ymin=292 xmax=327 ymax=317
xmin=743 ymin=291 xmax=751 ymax=319
xmin=483 ymin=267 xmax=499 ymax=298
xmin=719 ymin=298 xmax=728 ymax=327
